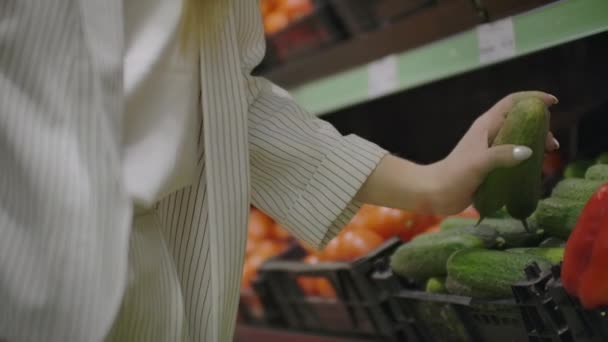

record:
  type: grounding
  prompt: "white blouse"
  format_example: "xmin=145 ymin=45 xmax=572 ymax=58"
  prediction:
xmin=0 ymin=0 xmax=389 ymax=341
xmin=123 ymin=0 xmax=199 ymax=206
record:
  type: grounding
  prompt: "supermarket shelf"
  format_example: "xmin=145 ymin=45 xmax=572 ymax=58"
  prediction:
xmin=281 ymin=0 xmax=608 ymax=116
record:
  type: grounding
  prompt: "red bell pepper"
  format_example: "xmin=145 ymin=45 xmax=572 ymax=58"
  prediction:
xmin=562 ymin=182 xmax=608 ymax=309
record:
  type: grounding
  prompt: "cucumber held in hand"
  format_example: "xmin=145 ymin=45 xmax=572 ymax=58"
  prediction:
xmin=445 ymin=249 xmax=552 ymax=298
xmin=474 ymin=97 xmax=549 ymax=225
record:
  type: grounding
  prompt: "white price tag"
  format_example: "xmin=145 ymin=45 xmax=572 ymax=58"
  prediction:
xmin=368 ymin=55 xmax=398 ymax=98
xmin=477 ymin=18 xmax=516 ymax=64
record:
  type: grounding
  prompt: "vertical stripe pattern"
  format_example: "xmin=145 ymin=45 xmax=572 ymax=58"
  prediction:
xmin=0 ymin=0 xmax=131 ymax=341
xmin=0 ymin=0 xmax=388 ymax=341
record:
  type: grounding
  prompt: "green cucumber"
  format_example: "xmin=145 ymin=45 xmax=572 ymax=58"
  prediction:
xmin=445 ymin=249 xmax=552 ymax=298
xmin=474 ymin=97 xmax=549 ymax=222
xmin=564 ymin=160 xmax=594 ymax=178
xmin=439 ymin=217 xmax=543 ymax=248
xmin=506 ymin=247 xmax=564 ymax=264
xmin=596 ymin=152 xmax=608 ymax=165
xmin=482 ymin=217 xmax=543 ymax=248
xmin=551 ymin=178 xmax=603 ymax=202
xmin=534 ymin=197 xmax=585 ymax=239
xmin=585 ymin=164 xmax=608 ymax=181
xmin=439 ymin=217 xmax=479 ymax=231
xmin=412 ymin=226 xmax=500 ymax=247
xmin=390 ymin=235 xmax=485 ymax=281
xmin=426 ymin=277 xmax=447 ymax=294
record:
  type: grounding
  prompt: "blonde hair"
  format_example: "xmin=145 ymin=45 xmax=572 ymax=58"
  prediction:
xmin=179 ymin=0 xmax=228 ymax=48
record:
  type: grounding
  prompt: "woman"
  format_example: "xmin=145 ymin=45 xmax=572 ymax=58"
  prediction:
xmin=0 ymin=0 xmax=559 ymax=341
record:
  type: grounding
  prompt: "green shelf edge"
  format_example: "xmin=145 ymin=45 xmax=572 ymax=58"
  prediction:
xmin=289 ymin=0 xmax=608 ymax=116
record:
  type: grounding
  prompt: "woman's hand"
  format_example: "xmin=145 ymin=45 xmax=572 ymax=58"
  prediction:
xmin=355 ymin=91 xmax=559 ymax=215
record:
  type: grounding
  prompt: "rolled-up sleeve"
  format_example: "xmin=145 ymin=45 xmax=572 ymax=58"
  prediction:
xmin=234 ymin=1 xmax=388 ymax=249
xmin=246 ymin=77 xmax=387 ymax=249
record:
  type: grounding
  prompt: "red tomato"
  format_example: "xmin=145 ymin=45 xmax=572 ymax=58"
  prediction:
xmin=245 ymin=239 xmax=259 ymax=257
xmin=254 ymin=240 xmax=286 ymax=260
xmin=316 ymin=278 xmax=337 ymax=299
xmin=280 ymin=0 xmax=314 ymax=20
xmin=347 ymin=205 xmax=375 ymax=231
xmin=543 ymin=151 xmax=564 ymax=177
xmin=248 ymin=209 xmax=274 ymax=241
xmin=399 ymin=214 xmax=440 ymax=241
xmin=264 ymin=11 xmax=289 ymax=34
xmin=363 ymin=205 xmax=416 ymax=239
xmin=320 ymin=236 xmax=343 ymax=261
xmin=339 ymin=228 xmax=384 ymax=260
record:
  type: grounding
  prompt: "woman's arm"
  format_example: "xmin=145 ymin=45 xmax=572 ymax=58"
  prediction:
xmin=234 ymin=2 xmax=558 ymax=249
xmin=356 ymin=92 xmax=559 ymax=215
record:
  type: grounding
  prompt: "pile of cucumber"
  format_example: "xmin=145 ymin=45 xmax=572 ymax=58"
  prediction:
xmin=535 ymin=163 xmax=608 ymax=239
xmin=390 ymin=163 xmax=608 ymax=300
xmin=389 ymin=217 xmax=559 ymax=299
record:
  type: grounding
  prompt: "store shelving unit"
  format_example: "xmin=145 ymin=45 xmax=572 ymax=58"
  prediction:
xmin=266 ymin=0 xmax=608 ymax=117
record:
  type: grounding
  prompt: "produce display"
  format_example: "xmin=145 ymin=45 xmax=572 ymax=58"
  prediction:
xmin=242 ymin=208 xmax=291 ymax=290
xmin=445 ymin=248 xmax=553 ymax=298
xmin=391 ymin=233 xmax=486 ymax=281
xmin=534 ymin=159 xmax=608 ymax=239
xmin=238 ymin=96 xmax=608 ymax=338
xmin=241 ymin=204 xmax=438 ymax=297
xmin=474 ymin=97 xmax=549 ymax=226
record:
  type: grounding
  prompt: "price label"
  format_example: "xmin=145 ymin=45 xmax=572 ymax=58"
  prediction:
xmin=368 ymin=55 xmax=398 ymax=98
xmin=477 ymin=18 xmax=516 ymax=64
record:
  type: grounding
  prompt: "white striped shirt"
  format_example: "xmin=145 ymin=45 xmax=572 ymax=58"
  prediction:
xmin=0 ymin=0 xmax=387 ymax=341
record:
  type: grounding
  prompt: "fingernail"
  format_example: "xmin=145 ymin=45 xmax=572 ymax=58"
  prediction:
xmin=549 ymin=95 xmax=559 ymax=104
xmin=553 ymin=138 xmax=560 ymax=150
xmin=513 ymin=146 xmax=533 ymax=161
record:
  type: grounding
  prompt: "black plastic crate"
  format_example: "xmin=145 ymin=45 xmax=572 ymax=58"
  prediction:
xmin=252 ymin=238 xmax=422 ymax=341
xmin=374 ymin=263 xmax=572 ymax=342
xmin=238 ymin=288 xmax=264 ymax=324
xmin=539 ymin=265 xmax=608 ymax=342
xmin=328 ymin=0 xmax=436 ymax=35
xmin=265 ymin=0 xmax=346 ymax=65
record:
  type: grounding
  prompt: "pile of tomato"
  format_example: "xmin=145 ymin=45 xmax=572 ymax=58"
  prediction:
xmin=260 ymin=0 xmax=315 ymax=34
xmin=241 ymin=204 xmax=442 ymax=300
xmin=241 ymin=208 xmax=291 ymax=290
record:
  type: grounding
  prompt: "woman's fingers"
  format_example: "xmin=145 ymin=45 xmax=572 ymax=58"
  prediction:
xmin=546 ymin=131 xmax=560 ymax=152
xmin=479 ymin=91 xmax=559 ymax=145
xmin=482 ymin=144 xmax=532 ymax=174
